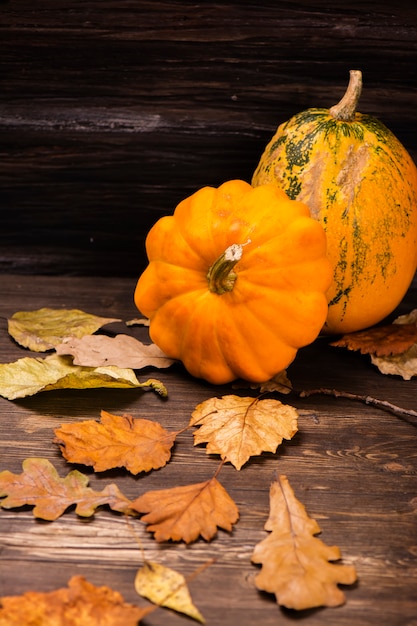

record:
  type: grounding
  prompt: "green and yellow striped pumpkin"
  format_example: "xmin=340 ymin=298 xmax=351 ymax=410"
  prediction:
xmin=252 ymin=70 xmax=417 ymax=334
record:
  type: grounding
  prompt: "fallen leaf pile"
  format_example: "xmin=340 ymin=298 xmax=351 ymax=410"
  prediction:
xmin=0 ymin=307 xmax=171 ymax=399
xmin=331 ymin=309 xmax=417 ymax=380
xmin=7 ymin=303 xmax=416 ymax=618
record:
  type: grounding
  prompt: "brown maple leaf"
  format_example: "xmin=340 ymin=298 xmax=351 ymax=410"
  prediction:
xmin=130 ymin=477 xmax=239 ymax=543
xmin=251 ymin=475 xmax=357 ymax=610
xmin=330 ymin=323 xmax=417 ymax=356
xmin=189 ymin=395 xmax=298 ymax=470
xmin=0 ymin=457 xmax=132 ymax=520
xmin=0 ymin=575 xmax=151 ymax=626
xmin=54 ymin=410 xmax=177 ymax=475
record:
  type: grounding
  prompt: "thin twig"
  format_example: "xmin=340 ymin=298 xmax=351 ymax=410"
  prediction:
xmin=299 ymin=387 xmax=417 ymax=422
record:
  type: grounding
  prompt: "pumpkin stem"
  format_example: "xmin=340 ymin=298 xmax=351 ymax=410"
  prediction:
xmin=207 ymin=242 xmax=247 ymax=294
xmin=329 ymin=69 xmax=362 ymax=122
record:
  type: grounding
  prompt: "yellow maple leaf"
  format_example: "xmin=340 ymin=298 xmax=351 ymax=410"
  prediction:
xmin=189 ymin=395 xmax=298 ymax=470
xmin=0 ymin=575 xmax=151 ymax=626
xmin=8 ymin=307 xmax=120 ymax=352
xmin=54 ymin=410 xmax=177 ymax=474
xmin=251 ymin=475 xmax=357 ymax=610
xmin=130 ymin=477 xmax=239 ymax=543
xmin=135 ymin=561 xmax=205 ymax=623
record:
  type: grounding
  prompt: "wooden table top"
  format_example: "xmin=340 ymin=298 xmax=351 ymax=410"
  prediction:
xmin=0 ymin=273 xmax=416 ymax=625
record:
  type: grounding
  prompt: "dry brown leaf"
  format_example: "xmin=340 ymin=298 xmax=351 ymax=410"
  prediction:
xmin=251 ymin=474 xmax=357 ymax=610
xmin=330 ymin=323 xmax=417 ymax=356
xmin=135 ymin=561 xmax=205 ymax=623
xmin=0 ymin=353 xmax=167 ymax=400
xmin=56 ymin=333 xmax=176 ymax=369
xmin=189 ymin=395 xmax=298 ymax=470
xmin=8 ymin=307 xmax=120 ymax=352
xmin=0 ymin=575 xmax=151 ymax=626
xmin=54 ymin=410 xmax=177 ymax=475
xmin=370 ymin=345 xmax=417 ymax=380
xmin=130 ymin=477 xmax=239 ymax=543
xmin=0 ymin=457 xmax=133 ymax=520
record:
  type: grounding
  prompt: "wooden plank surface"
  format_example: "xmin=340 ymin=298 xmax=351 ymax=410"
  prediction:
xmin=2 ymin=1 xmax=417 ymax=276
xmin=0 ymin=273 xmax=416 ymax=625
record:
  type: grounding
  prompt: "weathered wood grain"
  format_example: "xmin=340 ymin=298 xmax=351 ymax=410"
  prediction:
xmin=0 ymin=274 xmax=416 ymax=625
xmin=1 ymin=1 xmax=417 ymax=275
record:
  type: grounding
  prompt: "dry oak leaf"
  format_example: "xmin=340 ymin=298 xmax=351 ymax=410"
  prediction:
xmin=0 ymin=457 xmax=132 ymax=520
xmin=330 ymin=323 xmax=417 ymax=357
xmin=0 ymin=575 xmax=151 ymax=626
xmin=0 ymin=353 xmax=167 ymax=400
xmin=54 ymin=410 xmax=177 ymax=475
xmin=130 ymin=477 xmax=239 ymax=543
xmin=189 ymin=395 xmax=298 ymax=470
xmin=8 ymin=307 xmax=120 ymax=352
xmin=369 ymin=310 xmax=417 ymax=380
xmin=56 ymin=333 xmax=176 ymax=369
xmin=135 ymin=561 xmax=205 ymax=623
xmin=251 ymin=474 xmax=357 ymax=610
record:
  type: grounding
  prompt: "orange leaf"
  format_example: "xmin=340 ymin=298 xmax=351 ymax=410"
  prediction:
xmin=130 ymin=477 xmax=239 ymax=543
xmin=251 ymin=475 xmax=357 ymax=610
xmin=0 ymin=457 xmax=132 ymax=520
xmin=330 ymin=323 xmax=417 ymax=356
xmin=54 ymin=410 xmax=176 ymax=475
xmin=0 ymin=575 xmax=151 ymax=625
xmin=189 ymin=395 xmax=298 ymax=470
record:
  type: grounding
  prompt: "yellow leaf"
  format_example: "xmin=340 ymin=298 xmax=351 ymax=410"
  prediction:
xmin=0 ymin=354 xmax=167 ymax=400
xmin=189 ymin=395 xmax=298 ymax=470
xmin=134 ymin=561 xmax=205 ymax=623
xmin=56 ymin=334 xmax=175 ymax=369
xmin=8 ymin=307 xmax=120 ymax=352
xmin=130 ymin=477 xmax=239 ymax=543
xmin=54 ymin=410 xmax=176 ymax=474
xmin=251 ymin=475 xmax=357 ymax=610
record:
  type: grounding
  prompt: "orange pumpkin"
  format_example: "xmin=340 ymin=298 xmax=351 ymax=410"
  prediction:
xmin=252 ymin=70 xmax=417 ymax=334
xmin=134 ymin=180 xmax=332 ymax=384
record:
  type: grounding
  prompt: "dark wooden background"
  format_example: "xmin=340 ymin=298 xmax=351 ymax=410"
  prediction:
xmin=2 ymin=0 xmax=417 ymax=277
